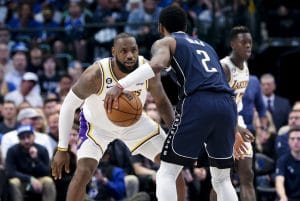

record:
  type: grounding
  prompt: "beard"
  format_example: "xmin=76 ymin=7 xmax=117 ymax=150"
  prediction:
xmin=116 ymin=58 xmax=138 ymax=74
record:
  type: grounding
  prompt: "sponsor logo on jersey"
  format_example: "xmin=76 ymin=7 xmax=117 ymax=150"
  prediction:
xmin=106 ymin=78 xmax=112 ymax=84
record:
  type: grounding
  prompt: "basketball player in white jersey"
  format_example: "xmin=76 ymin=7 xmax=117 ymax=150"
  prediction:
xmin=212 ymin=26 xmax=256 ymax=201
xmin=51 ymin=33 xmax=185 ymax=201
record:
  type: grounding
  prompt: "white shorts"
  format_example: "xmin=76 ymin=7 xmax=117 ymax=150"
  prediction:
xmin=77 ymin=114 xmax=167 ymax=162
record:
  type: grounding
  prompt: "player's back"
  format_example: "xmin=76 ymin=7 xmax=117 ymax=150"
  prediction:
xmin=170 ymin=32 xmax=233 ymax=99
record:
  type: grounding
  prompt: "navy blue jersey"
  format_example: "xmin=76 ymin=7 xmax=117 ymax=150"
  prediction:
xmin=170 ymin=32 xmax=234 ymax=99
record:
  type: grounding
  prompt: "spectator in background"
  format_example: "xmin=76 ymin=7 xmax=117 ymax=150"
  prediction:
xmin=0 ymin=148 xmax=10 ymax=201
xmin=125 ymin=0 xmax=161 ymax=58
xmin=254 ymin=110 xmax=277 ymax=159
xmin=0 ymin=100 xmax=18 ymax=135
xmin=261 ymin=73 xmax=291 ymax=131
xmin=63 ymin=0 xmax=93 ymax=62
xmin=126 ymin=0 xmax=142 ymax=12
xmin=7 ymin=2 xmax=42 ymax=42
xmin=37 ymin=3 xmax=60 ymax=45
xmin=0 ymin=42 xmax=13 ymax=73
xmin=0 ymin=26 xmax=15 ymax=51
xmin=34 ymin=108 xmax=48 ymax=134
xmin=276 ymin=110 xmax=300 ymax=158
xmin=275 ymin=126 xmax=300 ymax=201
xmin=0 ymin=66 xmax=15 ymax=96
xmin=1 ymin=107 xmax=54 ymax=161
xmin=5 ymin=72 xmax=43 ymax=108
xmin=46 ymin=112 xmax=60 ymax=153
xmin=278 ymin=101 xmax=300 ymax=136
xmin=68 ymin=60 xmax=83 ymax=84
xmin=55 ymin=74 xmax=73 ymax=101
xmin=27 ymin=46 xmax=44 ymax=75
xmin=4 ymin=51 xmax=28 ymax=89
xmin=43 ymin=98 xmax=60 ymax=119
xmin=131 ymin=154 xmax=158 ymax=200
xmin=93 ymin=0 xmax=129 ymax=58
xmin=5 ymin=125 xmax=56 ymax=201
xmin=38 ymin=55 xmax=60 ymax=97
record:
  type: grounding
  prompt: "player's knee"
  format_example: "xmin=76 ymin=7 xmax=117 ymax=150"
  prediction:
xmin=238 ymin=162 xmax=254 ymax=182
xmin=239 ymin=168 xmax=254 ymax=184
xmin=154 ymin=154 xmax=161 ymax=164
xmin=74 ymin=162 xmax=97 ymax=183
xmin=210 ymin=167 xmax=231 ymax=184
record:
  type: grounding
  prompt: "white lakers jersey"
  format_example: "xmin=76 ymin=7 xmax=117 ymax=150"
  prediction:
xmin=220 ymin=56 xmax=249 ymax=112
xmin=82 ymin=56 xmax=148 ymax=130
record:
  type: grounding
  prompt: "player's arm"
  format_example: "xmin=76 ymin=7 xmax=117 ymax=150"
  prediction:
xmin=220 ymin=63 xmax=231 ymax=83
xmin=58 ymin=64 xmax=102 ymax=150
xmin=52 ymin=64 xmax=102 ymax=180
xmin=148 ymin=73 xmax=175 ymax=128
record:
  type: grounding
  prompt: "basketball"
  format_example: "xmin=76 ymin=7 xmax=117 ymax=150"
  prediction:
xmin=106 ymin=92 xmax=142 ymax=127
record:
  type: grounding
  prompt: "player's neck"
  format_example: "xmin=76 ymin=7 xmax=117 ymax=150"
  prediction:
xmin=111 ymin=58 xmax=127 ymax=80
xmin=230 ymin=54 xmax=245 ymax=70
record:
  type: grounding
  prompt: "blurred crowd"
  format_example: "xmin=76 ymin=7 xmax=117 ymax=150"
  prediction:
xmin=0 ymin=0 xmax=300 ymax=201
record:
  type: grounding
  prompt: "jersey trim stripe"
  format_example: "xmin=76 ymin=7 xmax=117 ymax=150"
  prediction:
xmin=108 ymin=58 xmax=118 ymax=82
xmin=96 ymin=61 xmax=105 ymax=95
xmin=172 ymin=56 xmax=187 ymax=97
xmin=87 ymin=124 xmax=104 ymax=154
xmin=130 ymin=123 xmax=160 ymax=153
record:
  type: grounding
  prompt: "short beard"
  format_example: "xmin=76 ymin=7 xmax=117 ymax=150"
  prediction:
xmin=116 ymin=58 xmax=138 ymax=74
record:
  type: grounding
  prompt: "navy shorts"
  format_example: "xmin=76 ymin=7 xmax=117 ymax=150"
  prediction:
xmin=161 ymin=91 xmax=237 ymax=169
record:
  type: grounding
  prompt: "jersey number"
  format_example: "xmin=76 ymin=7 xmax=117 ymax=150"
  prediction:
xmin=196 ymin=50 xmax=217 ymax=73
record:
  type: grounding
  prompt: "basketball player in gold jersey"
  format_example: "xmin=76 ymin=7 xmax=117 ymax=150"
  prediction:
xmin=51 ymin=33 xmax=185 ymax=201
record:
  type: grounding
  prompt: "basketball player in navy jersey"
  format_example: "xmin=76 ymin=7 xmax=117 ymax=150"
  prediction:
xmin=105 ymin=6 xmax=240 ymax=201
xmin=210 ymin=26 xmax=256 ymax=201
xmin=51 ymin=33 xmax=185 ymax=201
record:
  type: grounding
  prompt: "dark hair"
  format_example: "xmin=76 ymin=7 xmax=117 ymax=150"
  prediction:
xmin=288 ymin=126 xmax=300 ymax=136
xmin=229 ymin=26 xmax=250 ymax=41
xmin=43 ymin=98 xmax=59 ymax=105
xmin=113 ymin=32 xmax=135 ymax=45
xmin=159 ymin=5 xmax=187 ymax=33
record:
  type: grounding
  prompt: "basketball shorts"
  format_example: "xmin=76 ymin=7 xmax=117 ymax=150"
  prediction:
xmin=77 ymin=112 xmax=166 ymax=162
xmin=161 ymin=91 xmax=237 ymax=169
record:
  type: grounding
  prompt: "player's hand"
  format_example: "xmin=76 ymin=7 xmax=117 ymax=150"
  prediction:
xmin=51 ymin=150 xmax=70 ymax=180
xmin=104 ymin=85 xmax=123 ymax=113
xmin=233 ymin=132 xmax=249 ymax=160
xmin=237 ymin=126 xmax=255 ymax=142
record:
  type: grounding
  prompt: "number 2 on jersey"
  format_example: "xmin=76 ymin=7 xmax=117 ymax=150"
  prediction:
xmin=196 ymin=50 xmax=217 ymax=73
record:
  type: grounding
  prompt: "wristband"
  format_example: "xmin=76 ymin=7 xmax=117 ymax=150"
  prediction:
xmin=116 ymin=82 xmax=124 ymax=90
xmin=57 ymin=147 xmax=68 ymax=152
xmin=118 ymin=63 xmax=155 ymax=89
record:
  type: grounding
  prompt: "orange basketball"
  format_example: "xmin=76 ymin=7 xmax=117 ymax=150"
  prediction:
xmin=106 ymin=92 xmax=142 ymax=127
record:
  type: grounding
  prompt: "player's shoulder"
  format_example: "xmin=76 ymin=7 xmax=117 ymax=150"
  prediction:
xmin=220 ymin=56 xmax=230 ymax=64
xmin=79 ymin=62 xmax=103 ymax=84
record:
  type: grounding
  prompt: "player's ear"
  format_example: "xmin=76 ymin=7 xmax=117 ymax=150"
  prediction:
xmin=158 ymin=23 xmax=163 ymax=35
